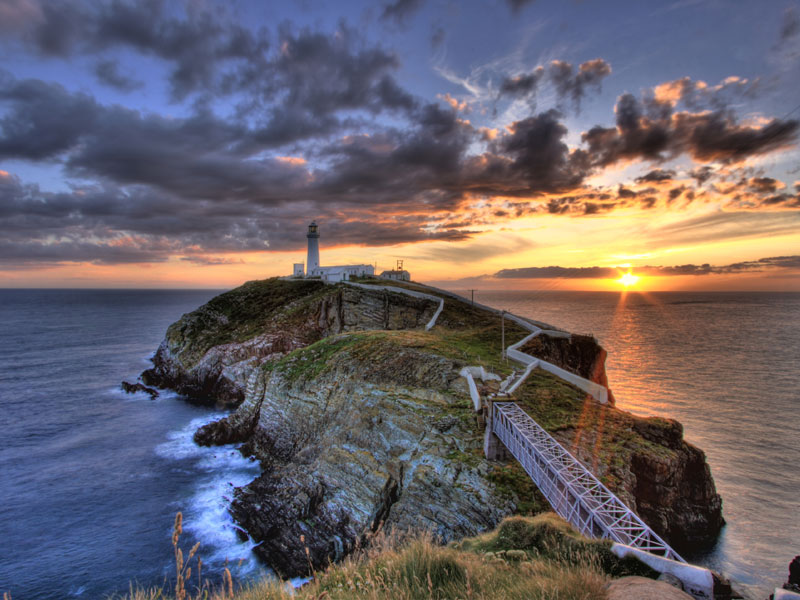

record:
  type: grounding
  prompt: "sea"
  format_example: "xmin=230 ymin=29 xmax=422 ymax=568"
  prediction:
xmin=0 ymin=288 xmax=798 ymax=599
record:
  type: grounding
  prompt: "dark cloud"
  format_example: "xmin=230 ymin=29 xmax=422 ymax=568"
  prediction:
xmin=93 ymin=59 xmax=143 ymax=91
xmin=636 ymin=169 xmax=675 ymax=183
xmin=506 ymin=0 xmax=535 ymax=12
xmin=12 ymin=0 xmax=271 ymax=100
xmin=1 ymin=4 xmax=798 ymax=270
xmin=689 ymin=166 xmax=715 ymax=185
xmin=494 ymin=255 xmax=800 ymax=279
xmin=759 ymin=193 xmax=800 ymax=207
xmin=499 ymin=67 xmax=544 ymax=98
xmin=496 ymin=265 xmax=616 ymax=279
xmin=0 ymin=76 xmax=98 ymax=159
xmin=548 ymin=59 xmax=611 ymax=110
xmin=748 ymin=177 xmax=781 ymax=193
xmin=583 ymin=93 xmax=799 ymax=166
xmin=380 ymin=0 xmax=424 ymax=24
xmin=497 ymin=109 xmax=588 ymax=191
xmin=498 ymin=59 xmax=610 ymax=111
xmin=430 ymin=25 xmax=445 ymax=48
xmin=668 ymin=186 xmax=686 ymax=202
xmin=780 ymin=6 xmax=799 ymax=43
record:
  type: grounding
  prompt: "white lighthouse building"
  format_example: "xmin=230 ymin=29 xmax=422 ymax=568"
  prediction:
xmin=293 ymin=222 xmax=375 ymax=281
xmin=306 ymin=221 xmax=320 ymax=274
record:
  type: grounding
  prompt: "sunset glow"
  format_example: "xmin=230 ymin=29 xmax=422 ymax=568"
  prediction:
xmin=0 ymin=1 xmax=797 ymax=291
xmin=616 ymin=272 xmax=641 ymax=288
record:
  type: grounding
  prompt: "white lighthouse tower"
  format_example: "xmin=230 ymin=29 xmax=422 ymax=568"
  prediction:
xmin=306 ymin=221 xmax=320 ymax=276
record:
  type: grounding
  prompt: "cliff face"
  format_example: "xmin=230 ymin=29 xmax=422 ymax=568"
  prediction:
xmin=142 ymin=279 xmax=437 ymax=405
xmin=143 ymin=278 xmax=724 ymax=576
xmin=205 ymin=332 xmax=514 ymax=577
xmin=520 ymin=333 xmax=611 ymax=390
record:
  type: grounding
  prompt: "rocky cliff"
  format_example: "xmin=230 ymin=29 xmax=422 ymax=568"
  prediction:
xmin=142 ymin=277 xmax=724 ymax=576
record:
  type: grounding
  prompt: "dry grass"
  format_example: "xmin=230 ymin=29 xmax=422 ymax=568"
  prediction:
xmin=118 ymin=514 xmax=627 ymax=600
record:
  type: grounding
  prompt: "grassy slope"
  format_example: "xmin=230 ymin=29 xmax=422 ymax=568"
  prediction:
xmin=513 ymin=369 xmax=676 ymax=489
xmin=125 ymin=514 xmax=658 ymax=600
xmin=165 ymin=278 xmax=331 ymax=368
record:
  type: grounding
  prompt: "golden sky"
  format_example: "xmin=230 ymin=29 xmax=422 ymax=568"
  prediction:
xmin=1 ymin=1 xmax=799 ymax=291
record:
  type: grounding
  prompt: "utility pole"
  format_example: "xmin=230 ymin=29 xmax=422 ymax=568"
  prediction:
xmin=501 ymin=309 xmax=506 ymax=361
xmin=468 ymin=289 xmax=476 ymax=307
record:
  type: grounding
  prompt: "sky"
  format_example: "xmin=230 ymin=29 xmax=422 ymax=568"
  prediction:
xmin=0 ymin=0 xmax=799 ymax=290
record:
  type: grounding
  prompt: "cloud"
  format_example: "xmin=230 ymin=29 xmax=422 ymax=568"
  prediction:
xmin=8 ymin=0 xmax=270 ymax=100
xmin=651 ymin=75 xmax=759 ymax=111
xmin=430 ymin=25 xmax=445 ymax=48
xmin=498 ymin=59 xmax=611 ymax=111
xmin=494 ymin=255 xmax=800 ymax=278
xmin=496 ymin=265 xmax=616 ymax=279
xmin=548 ymin=59 xmax=612 ymax=111
xmin=0 ymin=76 xmax=99 ymax=160
xmin=505 ymin=0 xmax=536 ymax=12
xmin=748 ymin=176 xmax=783 ymax=193
xmin=651 ymin=210 xmax=800 ymax=245
xmin=0 ymin=0 xmax=42 ymax=34
xmin=1 ymin=6 xmax=799 ymax=270
xmin=780 ymin=6 xmax=800 ymax=44
xmin=499 ymin=67 xmax=544 ymax=98
xmin=93 ymin=59 xmax=143 ymax=91
xmin=583 ymin=93 xmax=799 ymax=166
xmin=380 ymin=0 xmax=424 ymax=25
xmin=636 ymin=169 xmax=675 ymax=183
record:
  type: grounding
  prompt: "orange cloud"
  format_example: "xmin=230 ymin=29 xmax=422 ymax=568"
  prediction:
xmin=437 ymin=93 xmax=470 ymax=113
xmin=276 ymin=156 xmax=307 ymax=166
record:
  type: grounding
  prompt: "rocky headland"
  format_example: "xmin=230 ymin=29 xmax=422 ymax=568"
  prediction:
xmin=140 ymin=277 xmax=724 ymax=578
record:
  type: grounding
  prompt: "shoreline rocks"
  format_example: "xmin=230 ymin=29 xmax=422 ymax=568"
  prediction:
xmin=120 ymin=380 xmax=159 ymax=399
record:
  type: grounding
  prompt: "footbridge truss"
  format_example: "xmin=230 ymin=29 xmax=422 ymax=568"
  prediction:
xmin=491 ymin=401 xmax=684 ymax=562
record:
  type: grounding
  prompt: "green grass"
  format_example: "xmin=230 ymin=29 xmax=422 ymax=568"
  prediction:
xmin=166 ymin=278 xmax=332 ymax=368
xmin=512 ymin=369 xmax=678 ymax=489
xmin=265 ymin=320 xmax=526 ymax=389
xmin=486 ymin=461 xmax=549 ymax=516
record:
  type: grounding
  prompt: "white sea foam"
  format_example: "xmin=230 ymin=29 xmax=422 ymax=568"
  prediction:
xmin=156 ymin=415 xmax=269 ymax=580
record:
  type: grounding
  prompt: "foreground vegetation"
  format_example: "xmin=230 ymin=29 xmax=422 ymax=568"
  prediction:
xmin=121 ymin=513 xmax=656 ymax=600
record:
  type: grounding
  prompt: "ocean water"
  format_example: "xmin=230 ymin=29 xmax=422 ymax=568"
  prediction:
xmin=0 ymin=290 xmax=267 ymax=600
xmin=461 ymin=289 xmax=800 ymax=599
xmin=0 ymin=289 xmax=797 ymax=599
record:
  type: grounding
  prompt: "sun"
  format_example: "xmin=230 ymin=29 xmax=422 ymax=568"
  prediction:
xmin=616 ymin=271 xmax=640 ymax=287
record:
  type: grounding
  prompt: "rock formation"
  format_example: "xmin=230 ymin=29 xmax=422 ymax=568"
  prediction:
xmin=143 ymin=277 xmax=725 ymax=576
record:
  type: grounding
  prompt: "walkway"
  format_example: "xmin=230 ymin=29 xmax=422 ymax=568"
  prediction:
xmin=491 ymin=401 xmax=684 ymax=561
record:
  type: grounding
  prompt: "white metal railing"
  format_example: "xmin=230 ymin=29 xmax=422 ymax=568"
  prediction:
xmin=492 ymin=401 xmax=684 ymax=562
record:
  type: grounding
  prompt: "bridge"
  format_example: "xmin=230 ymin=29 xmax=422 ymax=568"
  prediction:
xmin=491 ymin=401 xmax=684 ymax=561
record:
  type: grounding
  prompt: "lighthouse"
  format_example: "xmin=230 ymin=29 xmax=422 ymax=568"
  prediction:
xmin=291 ymin=222 xmax=376 ymax=281
xmin=306 ymin=221 xmax=320 ymax=276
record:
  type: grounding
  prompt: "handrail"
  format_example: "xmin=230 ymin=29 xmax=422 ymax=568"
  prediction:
xmin=492 ymin=401 xmax=684 ymax=562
